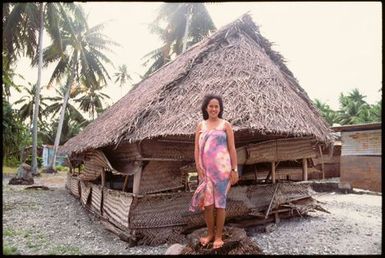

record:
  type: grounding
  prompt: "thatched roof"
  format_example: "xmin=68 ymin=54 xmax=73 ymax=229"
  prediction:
xmin=60 ymin=14 xmax=333 ymax=155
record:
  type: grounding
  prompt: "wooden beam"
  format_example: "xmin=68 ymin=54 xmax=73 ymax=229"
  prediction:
xmin=133 ymin=167 xmax=142 ymax=195
xmin=302 ymin=158 xmax=308 ymax=181
xmin=318 ymin=145 xmax=325 ymax=179
xmin=122 ymin=175 xmax=129 ymax=192
xmin=265 ymin=183 xmax=279 ymax=219
xmin=101 ymin=169 xmax=106 ymax=187
xmin=271 ymin=161 xmax=276 ymax=183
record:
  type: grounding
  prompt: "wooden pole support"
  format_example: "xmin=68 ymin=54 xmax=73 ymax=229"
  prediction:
xmin=122 ymin=175 xmax=129 ymax=192
xmin=133 ymin=168 xmax=142 ymax=195
xmin=271 ymin=161 xmax=276 ymax=183
xmin=302 ymin=158 xmax=308 ymax=181
xmin=101 ymin=169 xmax=106 ymax=187
xmin=318 ymin=145 xmax=325 ymax=179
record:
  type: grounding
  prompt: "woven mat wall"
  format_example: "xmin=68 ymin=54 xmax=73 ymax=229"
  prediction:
xmin=140 ymin=140 xmax=194 ymax=160
xmin=130 ymin=192 xmax=193 ymax=229
xmin=139 ymin=161 xmax=184 ymax=194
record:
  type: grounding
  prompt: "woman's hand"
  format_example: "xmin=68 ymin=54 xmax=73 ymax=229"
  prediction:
xmin=230 ymin=171 xmax=239 ymax=185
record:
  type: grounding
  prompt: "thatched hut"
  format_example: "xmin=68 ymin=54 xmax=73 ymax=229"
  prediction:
xmin=61 ymin=14 xmax=333 ymax=245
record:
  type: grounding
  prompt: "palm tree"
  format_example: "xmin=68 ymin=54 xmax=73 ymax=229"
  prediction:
xmin=44 ymin=86 xmax=86 ymax=124
xmin=13 ymin=83 xmax=48 ymax=126
xmin=313 ymin=99 xmax=338 ymax=126
xmin=336 ymin=89 xmax=371 ymax=125
xmin=41 ymin=6 xmax=117 ymax=170
xmin=3 ymin=3 xmax=80 ymax=175
xmin=369 ymin=100 xmax=381 ymax=122
xmin=75 ymin=78 xmax=111 ymax=120
xmin=39 ymin=116 xmax=89 ymax=146
xmin=113 ymin=64 xmax=133 ymax=96
xmin=142 ymin=3 xmax=216 ymax=77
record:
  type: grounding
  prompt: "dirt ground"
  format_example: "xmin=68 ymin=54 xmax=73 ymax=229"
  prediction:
xmin=2 ymin=172 xmax=382 ymax=255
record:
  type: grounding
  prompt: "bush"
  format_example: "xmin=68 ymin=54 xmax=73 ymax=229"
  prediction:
xmin=4 ymin=156 xmax=20 ymax=167
xmin=25 ymin=155 xmax=43 ymax=167
xmin=3 ymin=244 xmax=20 ymax=255
xmin=55 ymin=165 xmax=66 ymax=171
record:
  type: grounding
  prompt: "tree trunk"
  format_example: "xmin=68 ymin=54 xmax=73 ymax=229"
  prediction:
xmin=31 ymin=3 xmax=44 ymax=175
xmin=182 ymin=4 xmax=192 ymax=53
xmin=48 ymin=61 xmax=76 ymax=171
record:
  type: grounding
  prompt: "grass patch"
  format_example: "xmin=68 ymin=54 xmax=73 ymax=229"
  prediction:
xmin=2 ymin=166 xmax=17 ymax=176
xmin=3 ymin=228 xmax=17 ymax=237
xmin=48 ymin=244 xmax=82 ymax=255
xmin=3 ymin=244 xmax=20 ymax=255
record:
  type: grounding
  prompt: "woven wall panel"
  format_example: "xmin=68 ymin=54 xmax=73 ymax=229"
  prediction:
xmin=80 ymin=181 xmax=92 ymax=206
xmin=79 ymin=151 xmax=105 ymax=181
xmin=90 ymin=184 xmax=103 ymax=215
xmin=246 ymin=138 xmax=316 ymax=164
xmin=185 ymin=183 xmax=312 ymax=227
xmin=108 ymin=142 xmax=142 ymax=160
xmin=69 ymin=177 xmax=80 ymax=198
xmin=102 ymin=188 xmax=133 ymax=230
xmin=130 ymin=192 xmax=193 ymax=229
xmin=140 ymin=140 xmax=194 ymax=160
xmin=139 ymin=161 xmax=184 ymax=194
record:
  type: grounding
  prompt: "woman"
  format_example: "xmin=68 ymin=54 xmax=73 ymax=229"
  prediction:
xmin=189 ymin=94 xmax=239 ymax=249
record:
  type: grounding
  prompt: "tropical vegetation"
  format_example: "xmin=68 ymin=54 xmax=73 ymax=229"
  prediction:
xmin=313 ymin=88 xmax=381 ymax=126
xmin=2 ymin=3 xmax=381 ymax=174
xmin=142 ymin=3 xmax=216 ymax=77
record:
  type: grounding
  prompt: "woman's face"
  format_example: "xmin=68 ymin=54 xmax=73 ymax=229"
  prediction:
xmin=206 ymin=98 xmax=220 ymax=118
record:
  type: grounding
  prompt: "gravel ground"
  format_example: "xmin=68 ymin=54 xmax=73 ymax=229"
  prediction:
xmin=2 ymin=173 xmax=382 ymax=255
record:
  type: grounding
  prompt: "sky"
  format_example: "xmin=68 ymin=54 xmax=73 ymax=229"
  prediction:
xmin=10 ymin=2 xmax=382 ymax=114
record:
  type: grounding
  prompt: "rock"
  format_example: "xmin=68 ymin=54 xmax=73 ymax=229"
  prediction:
xmin=182 ymin=226 xmax=262 ymax=255
xmin=8 ymin=163 xmax=34 ymax=185
xmin=165 ymin=243 xmax=186 ymax=255
xmin=265 ymin=223 xmax=277 ymax=233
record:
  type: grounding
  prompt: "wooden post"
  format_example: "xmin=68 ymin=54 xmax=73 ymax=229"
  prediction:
xmin=122 ymin=175 xmax=129 ymax=192
xmin=133 ymin=168 xmax=142 ymax=195
xmin=302 ymin=158 xmax=308 ymax=181
xmin=101 ymin=169 xmax=106 ymax=187
xmin=274 ymin=213 xmax=280 ymax=224
xmin=318 ymin=145 xmax=325 ymax=179
xmin=271 ymin=161 xmax=276 ymax=183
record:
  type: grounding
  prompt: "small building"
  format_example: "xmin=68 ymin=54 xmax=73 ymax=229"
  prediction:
xmin=332 ymin=122 xmax=381 ymax=192
xmin=59 ymin=14 xmax=334 ymax=245
xmin=42 ymin=145 xmax=65 ymax=168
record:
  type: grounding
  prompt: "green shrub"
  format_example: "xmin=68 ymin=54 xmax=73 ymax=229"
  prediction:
xmin=4 ymin=156 xmax=20 ymax=167
xmin=3 ymin=244 xmax=20 ymax=255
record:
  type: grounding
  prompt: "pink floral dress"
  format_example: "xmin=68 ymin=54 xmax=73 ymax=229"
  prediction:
xmin=189 ymin=119 xmax=232 ymax=212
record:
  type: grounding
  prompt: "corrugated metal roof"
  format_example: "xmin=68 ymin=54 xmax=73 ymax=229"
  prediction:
xmin=332 ymin=122 xmax=381 ymax=132
xmin=341 ymin=129 xmax=381 ymax=156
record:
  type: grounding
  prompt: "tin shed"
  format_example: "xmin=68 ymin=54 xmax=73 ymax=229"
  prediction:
xmin=332 ymin=122 xmax=381 ymax=192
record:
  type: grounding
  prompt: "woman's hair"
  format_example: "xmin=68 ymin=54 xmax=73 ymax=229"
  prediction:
xmin=201 ymin=94 xmax=224 ymax=120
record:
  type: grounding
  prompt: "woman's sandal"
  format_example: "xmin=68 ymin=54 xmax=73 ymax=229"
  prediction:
xmin=213 ymin=238 xmax=224 ymax=249
xmin=200 ymin=235 xmax=214 ymax=247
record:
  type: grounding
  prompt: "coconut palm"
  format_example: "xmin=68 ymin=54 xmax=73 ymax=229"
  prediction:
xmin=39 ymin=116 xmax=89 ymax=146
xmin=75 ymin=78 xmax=111 ymax=120
xmin=336 ymin=89 xmax=371 ymax=125
xmin=13 ymin=83 xmax=48 ymax=126
xmin=3 ymin=3 xmax=80 ymax=175
xmin=142 ymin=3 xmax=216 ymax=77
xmin=40 ymin=6 xmax=117 ymax=170
xmin=2 ymin=53 xmax=25 ymax=101
xmin=113 ymin=64 xmax=133 ymax=96
xmin=44 ymin=86 xmax=86 ymax=124
xmin=313 ymin=99 xmax=339 ymax=126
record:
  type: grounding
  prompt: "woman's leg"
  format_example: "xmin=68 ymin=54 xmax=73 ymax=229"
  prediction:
xmin=200 ymin=204 xmax=215 ymax=246
xmin=213 ymin=208 xmax=226 ymax=248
